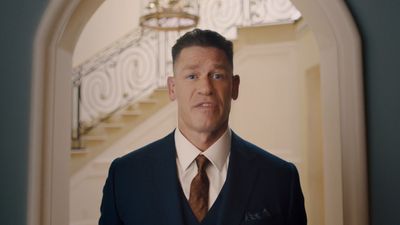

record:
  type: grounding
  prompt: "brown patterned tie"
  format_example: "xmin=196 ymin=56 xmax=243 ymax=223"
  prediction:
xmin=189 ymin=154 xmax=210 ymax=222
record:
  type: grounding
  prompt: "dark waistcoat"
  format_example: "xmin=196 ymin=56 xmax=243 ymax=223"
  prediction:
xmin=180 ymin=185 xmax=226 ymax=225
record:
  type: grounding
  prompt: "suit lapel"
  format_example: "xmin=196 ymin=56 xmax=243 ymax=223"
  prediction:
xmin=218 ymin=132 xmax=259 ymax=225
xmin=148 ymin=131 xmax=259 ymax=225
xmin=150 ymin=132 xmax=185 ymax=225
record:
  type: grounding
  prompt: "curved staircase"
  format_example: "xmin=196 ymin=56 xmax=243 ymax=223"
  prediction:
xmin=70 ymin=88 xmax=170 ymax=175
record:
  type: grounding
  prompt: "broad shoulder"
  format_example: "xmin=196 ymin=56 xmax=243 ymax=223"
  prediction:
xmin=232 ymin=132 xmax=296 ymax=172
xmin=111 ymin=132 xmax=175 ymax=168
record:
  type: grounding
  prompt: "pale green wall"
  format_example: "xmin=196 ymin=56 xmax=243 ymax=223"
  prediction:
xmin=0 ymin=1 xmax=47 ymax=225
xmin=345 ymin=1 xmax=400 ymax=225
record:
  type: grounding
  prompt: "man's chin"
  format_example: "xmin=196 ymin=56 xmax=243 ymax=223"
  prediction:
xmin=193 ymin=123 xmax=227 ymax=135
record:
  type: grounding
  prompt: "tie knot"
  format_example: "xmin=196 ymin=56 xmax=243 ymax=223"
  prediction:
xmin=195 ymin=155 xmax=209 ymax=172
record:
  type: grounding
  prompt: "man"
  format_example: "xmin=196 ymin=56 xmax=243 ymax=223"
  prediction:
xmin=99 ymin=29 xmax=307 ymax=225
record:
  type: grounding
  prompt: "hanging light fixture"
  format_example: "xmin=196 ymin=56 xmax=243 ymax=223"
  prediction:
xmin=140 ymin=0 xmax=199 ymax=31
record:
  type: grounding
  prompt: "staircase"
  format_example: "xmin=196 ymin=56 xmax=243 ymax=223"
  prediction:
xmin=70 ymin=86 xmax=177 ymax=225
xmin=70 ymin=88 xmax=170 ymax=175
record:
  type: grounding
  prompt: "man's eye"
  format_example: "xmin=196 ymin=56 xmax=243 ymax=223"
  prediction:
xmin=211 ymin=73 xmax=224 ymax=80
xmin=186 ymin=74 xmax=196 ymax=80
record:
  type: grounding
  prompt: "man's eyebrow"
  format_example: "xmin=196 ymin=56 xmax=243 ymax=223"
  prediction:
xmin=182 ymin=64 xmax=200 ymax=70
xmin=180 ymin=63 xmax=231 ymax=71
xmin=213 ymin=64 xmax=230 ymax=70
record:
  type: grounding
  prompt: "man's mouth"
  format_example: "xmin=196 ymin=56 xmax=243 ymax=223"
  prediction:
xmin=195 ymin=102 xmax=216 ymax=108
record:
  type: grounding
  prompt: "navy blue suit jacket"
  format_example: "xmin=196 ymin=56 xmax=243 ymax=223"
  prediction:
xmin=99 ymin=131 xmax=307 ymax=225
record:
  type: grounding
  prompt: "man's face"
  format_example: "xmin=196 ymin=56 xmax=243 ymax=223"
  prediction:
xmin=168 ymin=46 xmax=240 ymax=136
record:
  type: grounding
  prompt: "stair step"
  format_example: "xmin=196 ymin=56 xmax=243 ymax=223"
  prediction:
xmin=120 ymin=110 xmax=142 ymax=117
xmin=99 ymin=122 xmax=125 ymax=129
xmin=81 ymin=135 xmax=108 ymax=141
xmin=70 ymin=148 xmax=90 ymax=155
xmin=151 ymin=88 xmax=169 ymax=98
xmin=71 ymin=87 xmax=170 ymax=176
xmin=140 ymin=98 xmax=158 ymax=104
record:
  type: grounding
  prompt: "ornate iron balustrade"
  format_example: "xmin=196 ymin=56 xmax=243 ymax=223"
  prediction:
xmin=71 ymin=0 xmax=301 ymax=149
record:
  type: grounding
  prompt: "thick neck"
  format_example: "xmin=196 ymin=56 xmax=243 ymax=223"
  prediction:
xmin=178 ymin=122 xmax=228 ymax=151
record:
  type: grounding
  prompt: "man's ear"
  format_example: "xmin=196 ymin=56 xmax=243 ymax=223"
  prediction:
xmin=167 ymin=76 xmax=176 ymax=101
xmin=231 ymin=74 xmax=240 ymax=100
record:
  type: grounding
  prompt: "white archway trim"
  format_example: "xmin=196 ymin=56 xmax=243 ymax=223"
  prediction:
xmin=29 ymin=2 xmax=71 ymax=224
xmin=29 ymin=0 xmax=368 ymax=225
xmin=29 ymin=1 xmax=105 ymax=225
xmin=292 ymin=0 xmax=368 ymax=225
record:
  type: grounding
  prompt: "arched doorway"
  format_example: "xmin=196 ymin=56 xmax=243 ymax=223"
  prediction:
xmin=29 ymin=0 xmax=368 ymax=225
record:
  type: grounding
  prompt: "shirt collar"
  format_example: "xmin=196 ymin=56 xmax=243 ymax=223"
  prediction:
xmin=175 ymin=128 xmax=231 ymax=172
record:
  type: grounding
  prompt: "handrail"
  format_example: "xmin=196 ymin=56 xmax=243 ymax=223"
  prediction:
xmin=71 ymin=28 xmax=163 ymax=149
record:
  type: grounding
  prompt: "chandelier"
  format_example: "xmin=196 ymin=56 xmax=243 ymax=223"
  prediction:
xmin=140 ymin=0 xmax=199 ymax=31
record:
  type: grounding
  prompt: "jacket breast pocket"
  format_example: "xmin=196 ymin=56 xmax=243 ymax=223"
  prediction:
xmin=240 ymin=208 xmax=282 ymax=225
xmin=240 ymin=218 xmax=278 ymax=225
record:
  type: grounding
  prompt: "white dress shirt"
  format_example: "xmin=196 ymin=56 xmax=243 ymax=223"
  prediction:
xmin=175 ymin=128 xmax=231 ymax=209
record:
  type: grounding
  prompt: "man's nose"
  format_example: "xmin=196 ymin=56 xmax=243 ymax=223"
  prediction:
xmin=197 ymin=76 xmax=213 ymax=95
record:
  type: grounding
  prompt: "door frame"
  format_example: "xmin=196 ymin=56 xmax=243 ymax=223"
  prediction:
xmin=28 ymin=0 xmax=368 ymax=224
